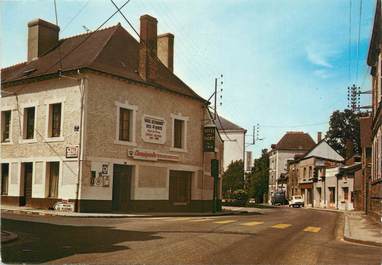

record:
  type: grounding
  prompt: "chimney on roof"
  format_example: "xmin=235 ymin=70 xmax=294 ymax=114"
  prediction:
xmin=139 ymin=14 xmax=158 ymax=81
xmin=157 ymin=33 xmax=174 ymax=72
xmin=27 ymin=19 xmax=59 ymax=62
xmin=317 ymin=132 xmax=322 ymax=142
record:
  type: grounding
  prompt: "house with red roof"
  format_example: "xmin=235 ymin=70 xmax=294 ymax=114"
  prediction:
xmin=0 ymin=15 xmax=223 ymax=213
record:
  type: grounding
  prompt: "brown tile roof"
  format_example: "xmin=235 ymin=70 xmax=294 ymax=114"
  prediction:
xmin=215 ymin=115 xmax=246 ymax=132
xmin=273 ymin=131 xmax=315 ymax=151
xmin=1 ymin=24 xmax=204 ymax=101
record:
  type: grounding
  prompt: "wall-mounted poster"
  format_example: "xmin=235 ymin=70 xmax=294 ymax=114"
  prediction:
xmin=66 ymin=145 xmax=79 ymax=158
xmin=142 ymin=115 xmax=166 ymax=144
xmin=102 ymin=164 xmax=108 ymax=175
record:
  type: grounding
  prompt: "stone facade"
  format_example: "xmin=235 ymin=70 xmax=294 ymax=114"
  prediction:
xmin=0 ymin=15 xmax=224 ymax=213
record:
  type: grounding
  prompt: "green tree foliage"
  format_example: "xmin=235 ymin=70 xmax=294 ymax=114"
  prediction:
xmin=325 ymin=109 xmax=361 ymax=158
xmin=222 ymin=160 xmax=244 ymax=198
xmin=247 ymin=149 xmax=269 ymax=203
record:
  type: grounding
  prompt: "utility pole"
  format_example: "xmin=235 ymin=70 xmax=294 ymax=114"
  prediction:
xmin=347 ymin=84 xmax=372 ymax=113
xmin=214 ymin=77 xmax=217 ymax=120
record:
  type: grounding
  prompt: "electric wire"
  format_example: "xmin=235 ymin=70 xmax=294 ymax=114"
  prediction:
xmin=53 ymin=0 xmax=63 ymax=71
xmin=348 ymin=0 xmax=353 ymax=84
xmin=356 ymin=0 xmax=363 ymax=83
xmin=42 ymin=0 xmax=132 ymax=76
xmin=61 ymin=0 xmax=90 ymax=33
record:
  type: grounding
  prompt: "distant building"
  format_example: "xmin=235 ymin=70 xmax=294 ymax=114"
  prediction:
xmin=286 ymin=139 xmax=350 ymax=209
xmin=367 ymin=0 xmax=382 ymax=223
xmin=299 ymin=140 xmax=344 ymax=208
xmin=215 ymin=115 xmax=247 ymax=170
xmin=268 ymin=131 xmax=316 ymax=203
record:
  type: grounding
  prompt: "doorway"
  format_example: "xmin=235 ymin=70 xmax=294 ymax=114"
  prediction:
xmin=21 ymin=162 xmax=33 ymax=206
xmin=169 ymin=170 xmax=192 ymax=205
xmin=112 ymin=164 xmax=132 ymax=211
xmin=329 ymin=187 xmax=336 ymax=208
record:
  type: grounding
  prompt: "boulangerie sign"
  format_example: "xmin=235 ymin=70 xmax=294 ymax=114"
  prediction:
xmin=142 ymin=115 xmax=166 ymax=144
xmin=128 ymin=149 xmax=179 ymax=162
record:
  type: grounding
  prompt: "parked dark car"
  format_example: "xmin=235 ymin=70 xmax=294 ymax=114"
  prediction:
xmin=271 ymin=191 xmax=288 ymax=205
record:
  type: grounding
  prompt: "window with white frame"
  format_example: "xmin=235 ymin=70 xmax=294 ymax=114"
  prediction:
xmin=119 ymin=108 xmax=132 ymax=141
xmin=48 ymin=103 xmax=62 ymax=138
xmin=23 ymin=107 xmax=35 ymax=139
xmin=171 ymin=114 xmax=188 ymax=151
xmin=47 ymin=161 xmax=59 ymax=198
xmin=1 ymin=110 xmax=11 ymax=143
xmin=115 ymin=101 xmax=137 ymax=145
xmin=173 ymin=119 xmax=184 ymax=148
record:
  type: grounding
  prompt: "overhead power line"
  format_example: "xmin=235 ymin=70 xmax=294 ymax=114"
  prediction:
xmin=261 ymin=122 xmax=328 ymax=128
xmin=61 ymin=0 xmax=90 ymax=33
xmin=356 ymin=0 xmax=363 ymax=83
xmin=348 ymin=0 xmax=353 ymax=84
xmin=53 ymin=0 xmax=63 ymax=71
xmin=43 ymin=0 xmax=132 ymax=75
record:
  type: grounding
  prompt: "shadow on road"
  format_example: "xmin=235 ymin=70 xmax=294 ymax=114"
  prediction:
xmin=1 ymin=218 xmax=161 ymax=264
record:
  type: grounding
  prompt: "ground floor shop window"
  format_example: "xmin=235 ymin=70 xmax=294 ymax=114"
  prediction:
xmin=47 ymin=162 xmax=59 ymax=198
xmin=1 ymin=163 xmax=9 ymax=195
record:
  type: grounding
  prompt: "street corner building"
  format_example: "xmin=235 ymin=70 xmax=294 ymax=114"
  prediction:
xmin=0 ymin=15 xmax=224 ymax=213
xmin=367 ymin=0 xmax=382 ymax=223
xmin=268 ymin=131 xmax=316 ymax=203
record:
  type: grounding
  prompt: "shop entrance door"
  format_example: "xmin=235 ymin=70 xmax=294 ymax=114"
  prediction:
xmin=169 ymin=170 xmax=191 ymax=205
xmin=112 ymin=165 xmax=132 ymax=211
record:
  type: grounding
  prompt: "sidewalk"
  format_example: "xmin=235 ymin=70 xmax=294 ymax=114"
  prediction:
xmin=1 ymin=205 xmax=250 ymax=218
xmin=344 ymin=211 xmax=382 ymax=247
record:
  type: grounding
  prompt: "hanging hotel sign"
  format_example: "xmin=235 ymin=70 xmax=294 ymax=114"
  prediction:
xmin=66 ymin=145 xmax=79 ymax=158
xmin=142 ymin=115 xmax=166 ymax=144
xmin=128 ymin=148 xmax=179 ymax=162
xmin=203 ymin=125 xmax=216 ymax=152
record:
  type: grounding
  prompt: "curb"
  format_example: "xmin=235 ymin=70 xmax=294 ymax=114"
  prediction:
xmin=1 ymin=209 xmax=250 ymax=218
xmin=343 ymin=214 xmax=382 ymax=247
xmin=343 ymin=235 xmax=382 ymax=247
xmin=1 ymin=231 xmax=18 ymax=244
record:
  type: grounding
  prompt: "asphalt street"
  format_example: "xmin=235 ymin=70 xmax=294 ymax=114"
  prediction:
xmin=1 ymin=208 xmax=381 ymax=264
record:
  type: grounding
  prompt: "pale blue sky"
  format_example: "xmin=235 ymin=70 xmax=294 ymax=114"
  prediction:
xmin=1 ymin=0 xmax=376 ymax=157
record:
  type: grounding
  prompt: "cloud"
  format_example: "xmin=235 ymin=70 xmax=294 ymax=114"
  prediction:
xmin=306 ymin=46 xmax=333 ymax=68
xmin=314 ymin=69 xmax=332 ymax=79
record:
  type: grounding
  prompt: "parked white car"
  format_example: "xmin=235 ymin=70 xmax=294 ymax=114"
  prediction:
xmin=289 ymin=195 xmax=304 ymax=208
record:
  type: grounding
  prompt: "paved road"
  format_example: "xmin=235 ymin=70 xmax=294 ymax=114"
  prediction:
xmin=1 ymin=208 xmax=381 ymax=264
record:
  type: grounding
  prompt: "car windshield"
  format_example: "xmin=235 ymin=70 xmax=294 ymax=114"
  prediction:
xmin=294 ymin=196 xmax=302 ymax=199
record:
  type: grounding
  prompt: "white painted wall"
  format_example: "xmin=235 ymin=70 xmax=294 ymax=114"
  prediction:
xmin=220 ymin=131 xmax=245 ymax=170
xmin=304 ymin=141 xmax=344 ymax=161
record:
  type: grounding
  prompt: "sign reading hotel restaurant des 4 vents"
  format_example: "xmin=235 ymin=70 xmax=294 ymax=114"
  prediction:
xmin=203 ymin=126 xmax=216 ymax=152
xmin=142 ymin=115 xmax=166 ymax=144
xmin=128 ymin=148 xmax=179 ymax=162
